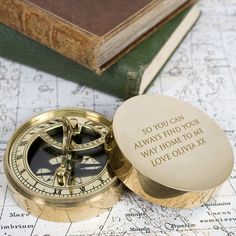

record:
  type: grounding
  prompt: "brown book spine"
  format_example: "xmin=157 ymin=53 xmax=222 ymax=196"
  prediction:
xmin=0 ymin=0 xmax=100 ymax=71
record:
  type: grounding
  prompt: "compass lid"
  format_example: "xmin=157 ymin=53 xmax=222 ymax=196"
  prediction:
xmin=112 ymin=95 xmax=234 ymax=195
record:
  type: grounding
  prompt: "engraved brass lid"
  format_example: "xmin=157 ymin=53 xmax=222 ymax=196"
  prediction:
xmin=109 ymin=95 xmax=234 ymax=207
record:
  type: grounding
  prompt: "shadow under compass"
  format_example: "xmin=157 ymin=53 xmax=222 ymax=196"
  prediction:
xmin=27 ymin=126 xmax=107 ymax=185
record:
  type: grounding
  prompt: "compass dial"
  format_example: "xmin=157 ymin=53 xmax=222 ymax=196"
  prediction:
xmin=4 ymin=108 xmax=122 ymax=222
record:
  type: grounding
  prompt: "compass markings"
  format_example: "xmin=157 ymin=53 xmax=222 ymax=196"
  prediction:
xmin=20 ymin=169 xmax=26 ymax=175
xmin=53 ymin=189 xmax=62 ymax=195
xmin=38 ymin=124 xmax=48 ymax=129
xmin=12 ymin=162 xmax=17 ymax=167
xmin=19 ymin=140 xmax=28 ymax=147
xmin=7 ymin=114 xmax=115 ymax=199
xmin=79 ymin=186 xmax=85 ymax=193
xmin=16 ymin=154 xmax=23 ymax=160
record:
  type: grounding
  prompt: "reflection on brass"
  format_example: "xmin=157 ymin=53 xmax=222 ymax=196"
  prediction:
xmin=4 ymin=108 xmax=123 ymax=222
xmin=138 ymin=174 xmax=186 ymax=198
xmin=106 ymin=137 xmax=217 ymax=208
xmin=108 ymin=95 xmax=234 ymax=208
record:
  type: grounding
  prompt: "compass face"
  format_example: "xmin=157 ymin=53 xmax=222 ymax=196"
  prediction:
xmin=5 ymin=109 xmax=116 ymax=201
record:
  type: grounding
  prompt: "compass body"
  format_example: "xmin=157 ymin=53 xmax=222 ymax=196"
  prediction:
xmin=4 ymin=108 xmax=122 ymax=222
xmin=4 ymin=95 xmax=234 ymax=221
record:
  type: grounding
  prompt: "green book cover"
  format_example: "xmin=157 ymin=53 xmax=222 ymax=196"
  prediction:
xmin=0 ymin=6 xmax=198 ymax=98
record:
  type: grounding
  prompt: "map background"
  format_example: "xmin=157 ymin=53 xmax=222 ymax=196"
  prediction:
xmin=0 ymin=0 xmax=236 ymax=235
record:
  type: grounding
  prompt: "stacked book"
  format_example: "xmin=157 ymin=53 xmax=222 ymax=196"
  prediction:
xmin=0 ymin=0 xmax=200 ymax=98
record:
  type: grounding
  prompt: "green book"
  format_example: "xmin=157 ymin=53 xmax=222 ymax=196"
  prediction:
xmin=0 ymin=6 xmax=199 ymax=98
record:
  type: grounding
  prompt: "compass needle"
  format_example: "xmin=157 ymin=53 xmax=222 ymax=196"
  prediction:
xmin=54 ymin=154 xmax=72 ymax=187
xmin=54 ymin=117 xmax=81 ymax=187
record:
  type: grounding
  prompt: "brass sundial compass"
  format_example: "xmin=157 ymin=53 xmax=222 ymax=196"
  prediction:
xmin=4 ymin=108 xmax=123 ymax=222
xmin=4 ymin=95 xmax=234 ymax=222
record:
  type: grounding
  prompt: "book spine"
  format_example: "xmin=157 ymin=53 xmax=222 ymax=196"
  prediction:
xmin=0 ymin=0 xmax=99 ymax=71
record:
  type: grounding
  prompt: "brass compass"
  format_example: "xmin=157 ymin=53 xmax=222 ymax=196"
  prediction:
xmin=4 ymin=108 xmax=123 ymax=222
xmin=4 ymin=95 xmax=234 ymax=222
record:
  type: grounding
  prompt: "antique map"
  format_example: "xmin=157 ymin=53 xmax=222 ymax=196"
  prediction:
xmin=0 ymin=0 xmax=236 ymax=235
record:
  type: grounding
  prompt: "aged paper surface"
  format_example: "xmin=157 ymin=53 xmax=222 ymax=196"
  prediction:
xmin=0 ymin=0 xmax=236 ymax=235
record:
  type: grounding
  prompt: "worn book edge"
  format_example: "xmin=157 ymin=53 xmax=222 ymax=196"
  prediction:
xmin=0 ymin=0 xmax=191 ymax=74
xmin=99 ymin=0 xmax=195 ymax=73
xmin=139 ymin=5 xmax=201 ymax=94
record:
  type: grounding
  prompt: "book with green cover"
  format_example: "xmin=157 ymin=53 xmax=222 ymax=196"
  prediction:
xmin=0 ymin=5 xmax=199 ymax=98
